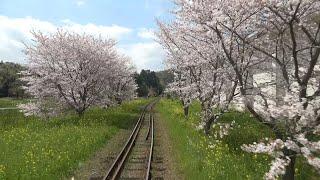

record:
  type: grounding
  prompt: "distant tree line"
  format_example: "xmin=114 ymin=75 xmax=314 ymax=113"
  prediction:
xmin=0 ymin=61 xmax=175 ymax=99
xmin=0 ymin=61 xmax=27 ymax=98
xmin=134 ymin=69 xmax=173 ymax=97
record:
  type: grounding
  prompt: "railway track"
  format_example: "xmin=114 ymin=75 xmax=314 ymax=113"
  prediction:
xmin=103 ymin=101 xmax=157 ymax=180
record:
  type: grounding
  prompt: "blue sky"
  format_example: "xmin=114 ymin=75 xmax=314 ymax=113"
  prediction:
xmin=0 ymin=0 xmax=174 ymax=71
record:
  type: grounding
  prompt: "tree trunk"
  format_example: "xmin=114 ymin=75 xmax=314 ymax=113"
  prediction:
xmin=181 ymin=100 xmax=189 ymax=118
xmin=204 ymin=115 xmax=216 ymax=135
xmin=181 ymin=99 xmax=185 ymax=106
xmin=276 ymin=63 xmax=285 ymax=106
xmin=184 ymin=105 xmax=189 ymax=117
xmin=117 ymin=100 xmax=122 ymax=105
xmin=245 ymin=69 xmax=255 ymax=108
xmin=77 ymin=109 xmax=85 ymax=117
xmin=282 ymin=155 xmax=296 ymax=180
xmin=116 ymin=97 xmax=122 ymax=105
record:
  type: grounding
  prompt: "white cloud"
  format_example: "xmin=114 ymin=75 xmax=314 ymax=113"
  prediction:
xmin=0 ymin=15 xmax=165 ymax=71
xmin=0 ymin=15 xmax=132 ymax=63
xmin=137 ymin=28 xmax=156 ymax=39
xmin=61 ymin=19 xmax=132 ymax=39
xmin=75 ymin=0 xmax=86 ymax=6
xmin=119 ymin=42 xmax=165 ymax=71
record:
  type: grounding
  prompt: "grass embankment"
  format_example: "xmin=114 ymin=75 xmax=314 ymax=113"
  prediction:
xmin=0 ymin=98 xmax=150 ymax=179
xmin=156 ymin=99 xmax=318 ymax=180
xmin=0 ymin=98 xmax=29 ymax=108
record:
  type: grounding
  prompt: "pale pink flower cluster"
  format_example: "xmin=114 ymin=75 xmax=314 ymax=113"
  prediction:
xmin=212 ymin=121 xmax=236 ymax=139
xmin=265 ymin=157 xmax=291 ymax=180
xmin=242 ymin=135 xmax=320 ymax=178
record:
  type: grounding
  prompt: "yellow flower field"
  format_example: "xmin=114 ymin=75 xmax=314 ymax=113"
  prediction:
xmin=0 ymin=98 xmax=150 ymax=179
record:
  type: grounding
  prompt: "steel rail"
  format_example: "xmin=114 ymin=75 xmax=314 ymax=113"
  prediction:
xmin=145 ymin=113 xmax=152 ymax=141
xmin=145 ymin=114 xmax=154 ymax=180
xmin=103 ymin=102 xmax=154 ymax=180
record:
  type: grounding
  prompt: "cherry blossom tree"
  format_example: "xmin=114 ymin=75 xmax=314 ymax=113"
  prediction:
xmin=108 ymin=56 xmax=137 ymax=105
xmin=166 ymin=70 xmax=196 ymax=117
xmin=239 ymin=1 xmax=320 ymax=179
xmin=157 ymin=12 xmax=238 ymax=134
xmin=19 ymin=30 xmax=136 ymax=117
xmin=156 ymin=20 xmax=197 ymax=117
xmin=158 ymin=0 xmax=320 ymax=179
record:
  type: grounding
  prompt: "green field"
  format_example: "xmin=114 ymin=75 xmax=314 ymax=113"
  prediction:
xmin=1 ymin=98 xmax=317 ymax=179
xmin=0 ymin=98 xmax=30 ymax=108
xmin=0 ymin=98 xmax=150 ymax=179
xmin=156 ymin=99 xmax=318 ymax=180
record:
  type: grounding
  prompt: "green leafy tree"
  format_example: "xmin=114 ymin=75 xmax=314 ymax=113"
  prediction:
xmin=0 ymin=61 xmax=26 ymax=98
xmin=135 ymin=70 xmax=164 ymax=97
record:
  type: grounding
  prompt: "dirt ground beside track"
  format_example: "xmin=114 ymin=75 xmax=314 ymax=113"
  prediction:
xmin=152 ymin=112 xmax=183 ymax=180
